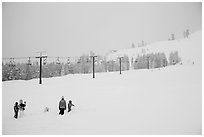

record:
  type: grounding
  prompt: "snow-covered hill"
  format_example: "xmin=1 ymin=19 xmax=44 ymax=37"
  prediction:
xmin=2 ymin=63 xmax=202 ymax=134
xmin=106 ymin=30 xmax=201 ymax=66
xmin=2 ymin=30 xmax=202 ymax=135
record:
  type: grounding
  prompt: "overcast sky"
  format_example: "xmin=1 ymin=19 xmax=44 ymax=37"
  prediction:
xmin=2 ymin=2 xmax=202 ymax=58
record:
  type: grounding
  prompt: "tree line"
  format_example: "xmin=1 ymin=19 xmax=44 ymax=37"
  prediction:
xmin=2 ymin=51 xmax=181 ymax=81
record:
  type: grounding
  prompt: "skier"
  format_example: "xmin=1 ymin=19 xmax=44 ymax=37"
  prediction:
xmin=68 ymin=100 xmax=75 ymax=113
xmin=14 ymin=102 xmax=19 ymax=119
xmin=59 ymin=96 xmax=66 ymax=115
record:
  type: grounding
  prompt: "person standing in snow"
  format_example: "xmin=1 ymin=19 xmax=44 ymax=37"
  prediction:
xmin=68 ymin=100 xmax=75 ymax=113
xmin=14 ymin=102 xmax=19 ymax=119
xmin=19 ymin=99 xmax=26 ymax=118
xmin=59 ymin=96 xmax=66 ymax=115
xmin=19 ymin=100 xmax=26 ymax=111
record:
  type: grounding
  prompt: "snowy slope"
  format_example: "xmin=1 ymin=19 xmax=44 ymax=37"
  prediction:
xmin=2 ymin=30 xmax=202 ymax=135
xmin=107 ymin=30 xmax=202 ymax=65
xmin=2 ymin=63 xmax=202 ymax=134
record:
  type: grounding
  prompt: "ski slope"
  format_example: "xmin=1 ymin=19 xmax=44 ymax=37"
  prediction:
xmin=2 ymin=30 xmax=202 ymax=135
xmin=2 ymin=63 xmax=202 ymax=135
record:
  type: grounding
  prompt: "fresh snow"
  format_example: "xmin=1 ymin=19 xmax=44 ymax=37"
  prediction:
xmin=2 ymin=30 xmax=202 ymax=135
xmin=2 ymin=64 xmax=202 ymax=135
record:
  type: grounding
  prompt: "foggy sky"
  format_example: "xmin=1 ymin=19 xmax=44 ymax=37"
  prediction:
xmin=2 ymin=2 xmax=202 ymax=58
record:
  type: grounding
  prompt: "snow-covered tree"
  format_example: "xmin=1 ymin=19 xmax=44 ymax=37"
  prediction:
xmin=186 ymin=29 xmax=189 ymax=38
xmin=171 ymin=34 xmax=175 ymax=40
xmin=169 ymin=51 xmax=181 ymax=65
xmin=131 ymin=43 xmax=135 ymax=48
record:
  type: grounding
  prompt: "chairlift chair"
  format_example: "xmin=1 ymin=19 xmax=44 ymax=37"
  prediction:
xmin=43 ymin=58 xmax=47 ymax=65
xmin=27 ymin=57 xmax=32 ymax=65
xmin=56 ymin=57 xmax=60 ymax=65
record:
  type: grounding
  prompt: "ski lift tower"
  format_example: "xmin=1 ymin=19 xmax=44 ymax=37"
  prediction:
xmin=36 ymin=51 xmax=47 ymax=84
xmin=90 ymin=55 xmax=97 ymax=78
xmin=118 ymin=56 xmax=123 ymax=75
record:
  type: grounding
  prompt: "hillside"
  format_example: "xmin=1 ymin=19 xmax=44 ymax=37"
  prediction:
xmin=106 ymin=30 xmax=201 ymax=66
xmin=2 ymin=30 xmax=202 ymax=135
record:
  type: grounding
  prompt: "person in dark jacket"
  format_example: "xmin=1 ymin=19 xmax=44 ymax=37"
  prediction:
xmin=19 ymin=100 xmax=26 ymax=111
xmin=68 ymin=100 xmax=75 ymax=112
xmin=59 ymin=96 xmax=66 ymax=115
xmin=14 ymin=102 xmax=19 ymax=119
xmin=19 ymin=99 xmax=26 ymax=118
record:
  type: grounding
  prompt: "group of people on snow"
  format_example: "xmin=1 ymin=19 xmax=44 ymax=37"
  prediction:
xmin=59 ymin=96 xmax=75 ymax=115
xmin=14 ymin=96 xmax=75 ymax=119
xmin=14 ymin=99 xmax=26 ymax=119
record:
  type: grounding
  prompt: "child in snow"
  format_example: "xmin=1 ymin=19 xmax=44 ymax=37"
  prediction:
xmin=19 ymin=99 xmax=26 ymax=118
xmin=14 ymin=102 xmax=19 ymax=119
xmin=68 ymin=100 xmax=75 ymax=112
xmin=59 ymin=96 xmax=66 ymax=115
xmin=19 ymin=100 xmax=26 ymax=111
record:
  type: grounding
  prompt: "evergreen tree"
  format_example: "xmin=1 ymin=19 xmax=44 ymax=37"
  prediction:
xmin=186 ymin=29 xmax=189 ymax=38
xmin=169 ymin=51 xmax=181 ymax=65
xmin=171 ymin=34 xmax=175 ymax=40
xmin=131 ymin=43 xmax=135 ymax=48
